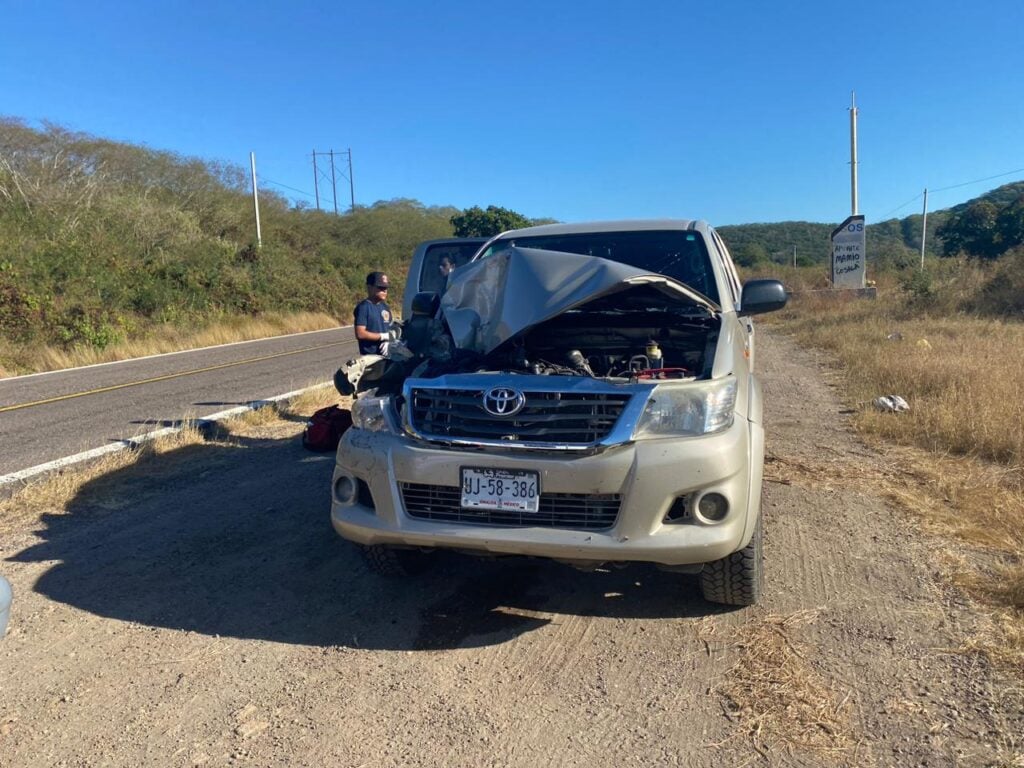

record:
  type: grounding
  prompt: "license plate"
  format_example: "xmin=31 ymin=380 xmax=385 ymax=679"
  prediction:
xmin=460 ymin=468 xmax=540 ymax=513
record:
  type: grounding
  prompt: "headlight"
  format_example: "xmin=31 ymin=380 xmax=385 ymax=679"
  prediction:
xmin=633 ymin=377 xmax=737 ymax=438
xmin=351 ymin=395 xmax=395 ymax=433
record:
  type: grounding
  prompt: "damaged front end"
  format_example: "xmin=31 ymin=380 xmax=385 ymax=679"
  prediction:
xmin=335 ymin=247 xmax=724 ymax=439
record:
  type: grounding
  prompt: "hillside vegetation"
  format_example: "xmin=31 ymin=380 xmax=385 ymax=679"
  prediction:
xmin=720 ymin=181 xmax=1024 ymax=271
xmin=719 ymin=212 xmax=952 ymax=270
xmin=0 ymin=118 xmax=458 ymax=372
xmin=2 ymin=117 xmax=1022 ymax=375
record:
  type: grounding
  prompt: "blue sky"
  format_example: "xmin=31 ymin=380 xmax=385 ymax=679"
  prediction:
xmin=3 ymin=1 xmax=1022 ymax=226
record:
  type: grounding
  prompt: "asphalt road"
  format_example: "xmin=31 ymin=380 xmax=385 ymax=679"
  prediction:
xmin=0 ymin=327 xmax=358 ymax=477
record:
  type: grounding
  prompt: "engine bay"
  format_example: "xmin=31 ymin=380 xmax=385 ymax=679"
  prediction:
xmin=336 ymin=250 xmax=722 ymax=397
xmin=401 ymin=284 xmax=717 ymax=384
xmin=502 ymin=286 xmax=716 ymax=380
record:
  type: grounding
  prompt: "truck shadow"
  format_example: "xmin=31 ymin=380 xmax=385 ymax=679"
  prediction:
xmin=8 ymin=432 xmax=728 ymax=651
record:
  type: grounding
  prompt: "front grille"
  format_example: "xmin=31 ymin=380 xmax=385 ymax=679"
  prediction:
xmin=401 ymin=483 xmax=620 ymax=530
xmin=408 ymin=388 xmax=630 ymax=444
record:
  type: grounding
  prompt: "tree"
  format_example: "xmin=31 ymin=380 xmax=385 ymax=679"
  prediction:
xmin=995 ymin=194 xmax=1024 ymax=248
xmin=450 ymin=205 xmax=531 ymax=237
xmin=939 ymin=200 xmax=1002 ymax=259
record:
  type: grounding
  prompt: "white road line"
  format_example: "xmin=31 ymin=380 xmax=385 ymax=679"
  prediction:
xmin=0 ymin=382 xmax=333 ymax=489
xmin=2 ymin=326 xmax=354 ymax=383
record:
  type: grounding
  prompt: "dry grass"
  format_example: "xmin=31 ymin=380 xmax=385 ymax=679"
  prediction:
xmin=225 ymin=384 xmax=345 ymax=437
xmin=709 ymin=610 xmax=856 ymax=762
xmin=279 ymin=385 xmax=347 ymax=418
xmin=229 ymin=405 xmax=286 ymax=431
xmin=0 ymin=311 xmax=341 ymax=377
xmin=785 ymin=301 xmax=1024 ymax=467
xmin=764 ymin=451 xmax=895 ymax=492
xmin=775 ymin=286 xmax=1024 ymax=670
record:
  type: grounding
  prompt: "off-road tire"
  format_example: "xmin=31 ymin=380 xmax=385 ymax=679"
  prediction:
xmin=360 ymin=545 xmax=433 ymax=577
xmin=700 ymin=517 xmax=763 ymax=606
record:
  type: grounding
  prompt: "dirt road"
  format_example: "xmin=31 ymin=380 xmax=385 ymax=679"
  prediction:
xmin=1 ymin=332 xmax=1020 ymax=766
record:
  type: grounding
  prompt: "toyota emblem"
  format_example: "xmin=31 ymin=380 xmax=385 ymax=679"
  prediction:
xmin=482 ymin=387 xmax=526 ymax=417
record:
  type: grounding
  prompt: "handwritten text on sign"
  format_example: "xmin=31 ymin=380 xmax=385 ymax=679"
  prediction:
xmin=830 ymin=215 xmax=866 ymax=289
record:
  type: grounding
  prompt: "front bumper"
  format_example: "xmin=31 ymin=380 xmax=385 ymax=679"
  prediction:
xmin=330 ymin=419 xmax=761 ymax=567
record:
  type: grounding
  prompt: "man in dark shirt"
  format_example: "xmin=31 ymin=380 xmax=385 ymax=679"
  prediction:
xmin=354 ymin=271 xmax=395 ymax=355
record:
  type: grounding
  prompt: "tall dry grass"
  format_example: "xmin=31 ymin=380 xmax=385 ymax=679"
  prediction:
xmin=784 ymin=298 xmax=1024 ymax=468
xmin=771 ymin=275 xmax=1024 ymax=667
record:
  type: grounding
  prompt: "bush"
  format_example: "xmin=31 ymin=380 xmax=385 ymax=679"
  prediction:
xmin=967 ymin=246 xmax=1024 ymax=317
xmin=873 ymin=244 xmax=920 ymax=273
xmin=54 ymin=306 xmax=125 ymax=349
xmin=899 ymin=268 xmax=933 ymax=301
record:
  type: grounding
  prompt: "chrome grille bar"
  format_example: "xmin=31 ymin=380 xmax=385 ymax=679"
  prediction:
xmin=401 ymin=483 xmax=620 ymax=531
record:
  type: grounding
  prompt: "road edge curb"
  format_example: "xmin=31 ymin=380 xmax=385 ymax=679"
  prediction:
xmin=0 ymin=382 xmax=332 ymax=498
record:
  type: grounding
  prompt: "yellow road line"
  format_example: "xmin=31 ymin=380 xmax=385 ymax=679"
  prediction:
xmin=0 ymin=341 xmax=351 ymax=414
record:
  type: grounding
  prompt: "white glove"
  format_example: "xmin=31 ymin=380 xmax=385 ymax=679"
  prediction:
xmin=380 ymin=330 xmax=395 ymax=343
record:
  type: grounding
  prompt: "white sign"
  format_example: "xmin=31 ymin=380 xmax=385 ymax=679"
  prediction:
xmin=831 ymin=215 xmax=866 ymax=289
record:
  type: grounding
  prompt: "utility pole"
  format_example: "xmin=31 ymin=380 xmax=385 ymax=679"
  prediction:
xmin=849 ymin=91 xmax=859 ymax=216
xmin=920 ymin=188 xmax=929 ymax=269
xmin=312 ymin=149 xmax=356 ymax=214
xmin=792 ymin=245 xmax=797 ymax=268
xmin=249 ymin=152 xmax=262 ymax=248
xmin=312 ymin=150 xmax=320 ymax=211
xmin=329 ymin=150 xmax=338 ymax=215
xmin=347 ymin=147 xmax=355 ymax=211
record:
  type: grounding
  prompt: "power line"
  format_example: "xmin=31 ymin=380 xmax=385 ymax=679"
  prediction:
xmin=261 ymin=176 xmax=317 ymax=199
xmin=879 ymin=192 xmax=923 ymax=220
xmin=878 ymin=164 xmax=1023 ymax=220
xmin=929 ymin=166 xmax=1024 ymax=194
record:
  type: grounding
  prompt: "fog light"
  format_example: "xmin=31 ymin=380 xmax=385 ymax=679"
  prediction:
xmin=333 ymin=475 xmax=357 ymax=505
xmin=697 ymin=493 xmax=729 ymax=522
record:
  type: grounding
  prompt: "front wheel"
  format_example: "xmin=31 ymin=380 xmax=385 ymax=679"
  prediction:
xmin=700 ymin=517 xmax=763 ymax=606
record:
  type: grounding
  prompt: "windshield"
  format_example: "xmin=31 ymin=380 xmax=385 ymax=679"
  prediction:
xmin=482 ymin=230 xmax=719 ymax=304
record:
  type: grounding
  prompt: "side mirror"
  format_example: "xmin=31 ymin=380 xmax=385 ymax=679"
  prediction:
xmin=738 ymin=279 xmax=788 ymax=317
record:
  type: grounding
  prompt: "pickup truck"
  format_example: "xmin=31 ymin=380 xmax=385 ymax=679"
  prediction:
xmin=330 ymin=220 xmax=787 ymax=605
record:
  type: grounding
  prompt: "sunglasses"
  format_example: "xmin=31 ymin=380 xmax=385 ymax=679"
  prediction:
xmin=374 ymin=284 xmax=390 ymax=290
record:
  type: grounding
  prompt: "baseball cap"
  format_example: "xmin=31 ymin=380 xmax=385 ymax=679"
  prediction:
xmin=366 ymin=271 xmax=390 ymax=288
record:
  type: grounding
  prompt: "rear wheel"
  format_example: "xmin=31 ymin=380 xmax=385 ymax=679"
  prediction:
xmin=700 ymin=517 xmax=763 ymax=606
xmin=360 ymin=545 xmax=434 ymax=577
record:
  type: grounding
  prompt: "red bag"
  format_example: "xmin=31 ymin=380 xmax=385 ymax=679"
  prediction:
xmin=302 ymin=405 xmax=353 ymax=452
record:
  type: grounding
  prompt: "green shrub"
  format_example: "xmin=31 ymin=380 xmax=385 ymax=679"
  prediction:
xmin=54 ymin=306 xmax=125 ymax=349
xmin=900 ymin=268 xmax=934 ymax=300
xmin=967 ymin=246 xmax=1024 ymax=317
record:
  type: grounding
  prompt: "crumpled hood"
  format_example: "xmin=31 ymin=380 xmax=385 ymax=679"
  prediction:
xmin=440 ymin=246 xmax=718 ymax=354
